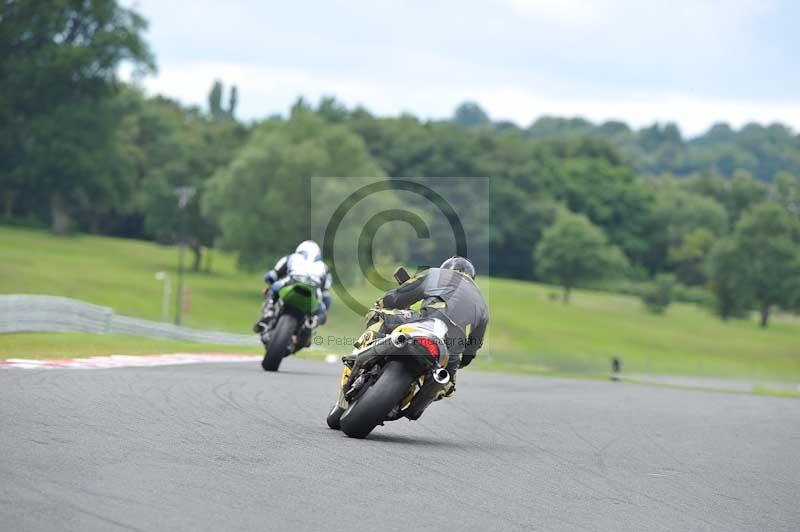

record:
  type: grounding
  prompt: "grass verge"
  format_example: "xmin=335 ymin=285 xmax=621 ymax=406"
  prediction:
xmin=2 ymin=226 xmax=799 ymax=380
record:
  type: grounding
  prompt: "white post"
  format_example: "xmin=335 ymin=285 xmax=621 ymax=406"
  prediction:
xmin=155 ymin=272 xmax=171 ymax=323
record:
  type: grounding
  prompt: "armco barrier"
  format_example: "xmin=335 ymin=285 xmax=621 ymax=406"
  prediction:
xmin=0 ymin=295 xmax=258 ymax=345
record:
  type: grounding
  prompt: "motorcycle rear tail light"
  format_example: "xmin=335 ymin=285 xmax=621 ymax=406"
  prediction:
xmin=416 ymin=337 xmax=439 ymax=359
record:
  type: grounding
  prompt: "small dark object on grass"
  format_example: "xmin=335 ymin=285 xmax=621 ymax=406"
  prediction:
xmin=611 ymin=357 xmax=622 ymax=381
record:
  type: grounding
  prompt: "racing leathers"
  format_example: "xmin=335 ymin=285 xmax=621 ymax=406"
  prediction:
xmin=256 ymin=252 xmax=333 ymax=333
xmin=373 ymin=267 xmax=488 ymax=419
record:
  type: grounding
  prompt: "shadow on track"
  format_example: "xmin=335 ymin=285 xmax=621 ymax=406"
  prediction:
xmin=364 ymin=432 xmax=469 ymax=449
xmin=264 ymin=368 xmax=333 ymax=378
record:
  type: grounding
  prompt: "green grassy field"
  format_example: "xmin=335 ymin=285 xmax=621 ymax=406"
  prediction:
xmin=2 ymin=226 xmax=799 ymax=380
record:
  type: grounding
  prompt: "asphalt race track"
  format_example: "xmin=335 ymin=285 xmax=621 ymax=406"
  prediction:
xmin=1 ymin=358 xmax=797 ymax=532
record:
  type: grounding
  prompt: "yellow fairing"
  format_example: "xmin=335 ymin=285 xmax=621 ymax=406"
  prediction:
xmin=339 ymin=366 xmax=351 ymax=388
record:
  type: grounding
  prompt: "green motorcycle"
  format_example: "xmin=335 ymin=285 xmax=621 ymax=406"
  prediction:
xmin=259 ymin=276 xmax=320 ymax=372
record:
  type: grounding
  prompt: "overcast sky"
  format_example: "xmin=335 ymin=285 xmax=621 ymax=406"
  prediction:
xmin=125 ymin=0 xmax=800 ymax=136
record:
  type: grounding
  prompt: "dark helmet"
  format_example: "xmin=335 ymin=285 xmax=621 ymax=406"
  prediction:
xmin=440 ymin=256 xmax=476 ymax=279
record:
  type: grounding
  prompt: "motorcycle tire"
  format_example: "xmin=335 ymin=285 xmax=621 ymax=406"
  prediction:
xmin=326 ymin=405 xmax=345 ymax=430
xmin=261 ymin=313 xmax=298 ymax=372
xmin=339 ymin=360 xmax=417 ymax=439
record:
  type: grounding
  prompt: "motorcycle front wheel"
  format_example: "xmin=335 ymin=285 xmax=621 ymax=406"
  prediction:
xmin=326 ymin=405 xmax=345 ymax=430
xmin=339 ymin=360 xmax=418 ymax=439
xmin=261 ymin=313 xmax=298 ymax=372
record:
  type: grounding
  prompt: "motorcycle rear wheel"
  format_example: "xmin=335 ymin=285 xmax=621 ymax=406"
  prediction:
xmin=339 ymin=360 xmax=417 ymax=439
xmin=261 ymin=314 xmax=298 ymax=372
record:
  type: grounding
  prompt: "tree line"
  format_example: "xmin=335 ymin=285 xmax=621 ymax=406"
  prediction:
xmin=2 ymin=0 xmax=799 ymax=326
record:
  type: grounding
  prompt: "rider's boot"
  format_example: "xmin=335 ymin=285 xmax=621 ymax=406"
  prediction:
xmin=404 ymin=375 xmax=456 ymax=421
xmin=403 ymin=350 xmax=460 ymax=420
xmin=253 ymin=298 xmax=276 ymax=333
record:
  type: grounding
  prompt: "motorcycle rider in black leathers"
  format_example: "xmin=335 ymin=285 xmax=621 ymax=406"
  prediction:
xmin=371 ymin=256 xmax=488 ymax=420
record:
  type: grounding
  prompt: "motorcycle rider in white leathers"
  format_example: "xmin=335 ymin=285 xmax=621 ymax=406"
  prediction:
xmin=254 ymin=241 xmax=332 ymax=339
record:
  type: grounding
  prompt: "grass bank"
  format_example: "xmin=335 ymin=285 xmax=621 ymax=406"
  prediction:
xmin=2 ymin=226 xmax=798 ymax=380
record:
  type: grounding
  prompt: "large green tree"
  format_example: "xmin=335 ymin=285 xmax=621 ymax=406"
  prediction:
xmin=645 ymin=186 xmax=728 ymax=276
xmin=706 ymin=238 xmax=752 ymax=320
xmin=204 ymin=107 xmax=387 ymax=270
xmin=0 ymin=0 xmax=154 ymax=233
xmin=534 ymin=210 xmax=627 ymax=302
xmin=545 ymin=154 xmax=655 ymax=268
xmin=342 ymin=105 xmax=640 ymax=279
xmin=668 ymin=228 xmax=715 ymax=286
xmin=118 ymin=89 xmax=247 ymax=269
xmin=679 ymin=172 xmax=769 ymax=227
xmin=707 ymin=202 xmax=800 ymax=326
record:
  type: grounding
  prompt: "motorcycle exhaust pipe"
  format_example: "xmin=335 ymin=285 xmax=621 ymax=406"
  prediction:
xmin=348 ymin=333 xmax=409 ymax=386
xmin=349 ymin=334 xmax=404 ymax=379
xmin=391 ymin=333 xmax=407 ymax=348
xmin=432 ymin=367 xmax=450 ymax=385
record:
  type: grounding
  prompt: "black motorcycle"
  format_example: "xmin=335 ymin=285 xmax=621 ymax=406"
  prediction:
xmin=326 ymin=267 xmax=452 ymax=439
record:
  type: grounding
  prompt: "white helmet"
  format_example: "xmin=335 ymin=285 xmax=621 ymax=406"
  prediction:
xmin=295 ymin=240 xmax=321 ymax=262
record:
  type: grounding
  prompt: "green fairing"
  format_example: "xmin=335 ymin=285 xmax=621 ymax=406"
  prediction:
xmin=278 ymin=283 xmax=318 ymax=314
